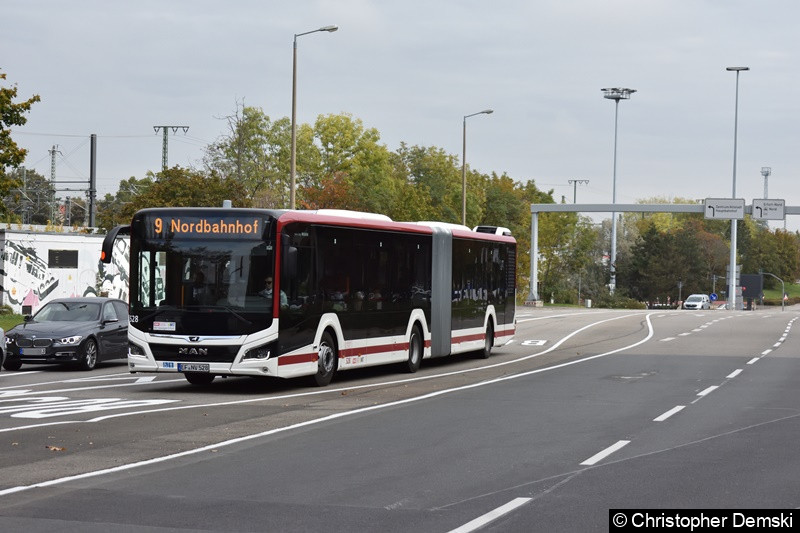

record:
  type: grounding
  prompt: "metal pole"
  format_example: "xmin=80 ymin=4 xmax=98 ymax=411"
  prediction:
xmin=461 ymin=116 xmax=467 ymax=225
xmin=89 ymin=133 xmax=96 ymax=227
xmin=568 ymin=179 xmax=589 ymax=204
xmin=602 ymin=88 xmax=636 ymax=292
xmin=727 ymin=67 xmax=748 ymax=311
xmin=461 ymin=109 xmax=493 ymax=226
xmin=290 ymin=35 xmax=298 ymax=210
xmin=610 ymin=98 xmax=619 ymax=292
xmin=761 ymin=167 xmax=771 ymax=199
xmin=530 ymin=212 xmax=539 ymax=301
xmin=289 ymin=25 xmax=338 ymax=211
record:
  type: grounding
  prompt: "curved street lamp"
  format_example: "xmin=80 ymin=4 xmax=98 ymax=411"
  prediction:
xmin=290 ymin=25 xmax=338 ymax=210
xmin=461 ymin=109 xmax=493 ymax=226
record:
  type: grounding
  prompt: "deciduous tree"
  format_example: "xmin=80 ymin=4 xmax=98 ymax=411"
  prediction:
xmin=118 ymin=167 xmax=250 ymax=223
xmin=1 ymin=70 xmax=40 ymax=218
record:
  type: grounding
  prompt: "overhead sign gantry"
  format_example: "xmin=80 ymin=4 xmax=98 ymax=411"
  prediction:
xmin=527 ymin=200 xmax=794 ymax=307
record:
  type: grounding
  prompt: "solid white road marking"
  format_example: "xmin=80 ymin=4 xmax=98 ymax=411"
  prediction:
xmin=448 ymin=497 xmax=532 ymax=533
xmin=0 ymin=313 xmax=659 ymax=494
xmin=581 ymin=440 xmax=630 ymax=466
xmin=653 ymin=406 xmax=685 ymax=422
xmin=0 ymin=371 xmax=43 ymax=379
xmin=0 ymin=379 xmax=185 ymax=397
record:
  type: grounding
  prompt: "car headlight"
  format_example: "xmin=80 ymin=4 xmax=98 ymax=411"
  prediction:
xmin=56 ymin=335 xmax=83 ymax=346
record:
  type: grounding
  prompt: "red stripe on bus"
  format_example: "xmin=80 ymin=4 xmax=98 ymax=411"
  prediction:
xmin=277 ymin=331 xmax=506 ymax=367
xmin=496 ymin=326 xmax=515 ymax=337
xmin=452 ymin=332 xmax=486 ymax=343
xmin=277 ymin=353 xmax=318 ymax=366
xmin=340 ymin=342 xmax=409 ymax=358
xmin=278 ymin=340 xmax=414 ymax=366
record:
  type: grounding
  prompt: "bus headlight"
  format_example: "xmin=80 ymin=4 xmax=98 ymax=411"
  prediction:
xmin=129 ymin=342 xmax=146 ymax=357
xmin=243 ymin=344 xmax=272 ymax=360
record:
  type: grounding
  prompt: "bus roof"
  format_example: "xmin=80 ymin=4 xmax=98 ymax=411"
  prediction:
xmin=276 ymin=210 xmax=515 ymax=243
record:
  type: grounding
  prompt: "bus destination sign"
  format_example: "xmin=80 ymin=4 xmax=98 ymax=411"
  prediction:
xmin=151 ymin=216 xmax=264 ymax=238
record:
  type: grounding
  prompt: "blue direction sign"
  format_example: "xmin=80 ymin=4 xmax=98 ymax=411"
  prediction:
xmin=710 ymin=293 xmax=718 ymax=301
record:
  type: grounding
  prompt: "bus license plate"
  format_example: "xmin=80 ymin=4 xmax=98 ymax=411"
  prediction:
xmin=178 ymin=363 xmax=209 ymax=372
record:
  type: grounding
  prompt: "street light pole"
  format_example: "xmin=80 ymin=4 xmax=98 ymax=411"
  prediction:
xmin=726 ymin=67 xmax=748 ymax=311
xmin=601 ymin=88 xmax=636 ymax=293
xmin=568 ymin=179 xmax=589 ymax=203
xmin=461 ymin=109 xmax=493 ymax=226
xmin=290 ymin=25 xmax=338 ymax=210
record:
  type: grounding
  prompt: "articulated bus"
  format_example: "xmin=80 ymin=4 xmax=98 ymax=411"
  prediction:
xmin=101 ymin=207 xmax=516 ymax=386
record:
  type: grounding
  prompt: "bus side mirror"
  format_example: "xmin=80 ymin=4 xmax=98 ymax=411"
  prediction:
xmin=101 ymin=224 xmax=131 ymax=264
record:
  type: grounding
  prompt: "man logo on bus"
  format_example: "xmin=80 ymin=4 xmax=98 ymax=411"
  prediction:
xmin=178 ymin=347 xmax=208 ymax=356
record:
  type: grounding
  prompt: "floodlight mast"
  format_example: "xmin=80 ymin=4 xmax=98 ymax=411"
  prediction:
xmin=601 ymin=87 xmax=636 ymax=293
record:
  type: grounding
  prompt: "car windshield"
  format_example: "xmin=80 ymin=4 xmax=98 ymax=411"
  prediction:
xmin=34 ymin=302 xmax=100 ymax=322
xmin=686 ymin=296 xmax=702 ymax=302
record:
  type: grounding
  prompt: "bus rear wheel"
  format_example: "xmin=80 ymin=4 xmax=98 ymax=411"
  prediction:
xmin=185 ymin=372 xmax=215 ymax=386
xmin=478 ymin=324 xmax=494 ymax=359
xmin=313 ymin=331 xmax=337 ymax=387
xmin=404 ymin=325 xmax=422 ymax=373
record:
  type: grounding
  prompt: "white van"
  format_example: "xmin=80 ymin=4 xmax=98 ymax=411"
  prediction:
xmin=683 ymin=294 xmax=711 ymax=310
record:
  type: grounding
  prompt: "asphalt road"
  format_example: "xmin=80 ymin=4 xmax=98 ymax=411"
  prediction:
xmin=0 ymin=306 xmax=798 ymax=532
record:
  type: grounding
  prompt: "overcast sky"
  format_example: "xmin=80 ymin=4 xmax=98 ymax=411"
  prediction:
xmin=4 ymin=0 xmax=800 ymax=229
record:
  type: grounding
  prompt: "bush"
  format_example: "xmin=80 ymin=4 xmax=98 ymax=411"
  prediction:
xmin=0 ymin=304 xmax=13 ymax=315
xmin=594 ymin=291 xmax=647 ymax=309
xmin=762 ymin=297 xmax=799 ymax=306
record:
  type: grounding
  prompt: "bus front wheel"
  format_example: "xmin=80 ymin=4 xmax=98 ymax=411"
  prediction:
xmin=313 ymin=331 xmax=338 ymax=386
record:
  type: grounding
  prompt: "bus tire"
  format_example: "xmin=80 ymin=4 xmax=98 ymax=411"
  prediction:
xmin=185 ymin=372 xmax=215 ymax=386
xmin=478 ymin=324 xmax=494 ymax=359
xmin=313 ymin=331 xmax=337 ymax=387
xmin=404 ymin=325 xmax=423 ymax=373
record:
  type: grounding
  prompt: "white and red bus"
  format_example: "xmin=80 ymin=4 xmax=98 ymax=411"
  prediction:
xmin=101 ymin=207 xmax=516 ymax=386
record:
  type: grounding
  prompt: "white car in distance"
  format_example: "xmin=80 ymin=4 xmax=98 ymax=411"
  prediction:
xmin=683 ymin=294 xmax=711 ymax=310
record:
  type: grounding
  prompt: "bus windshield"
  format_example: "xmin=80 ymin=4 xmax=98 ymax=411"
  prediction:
xmin=128 ymin=212 xmax=277 ymax=336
